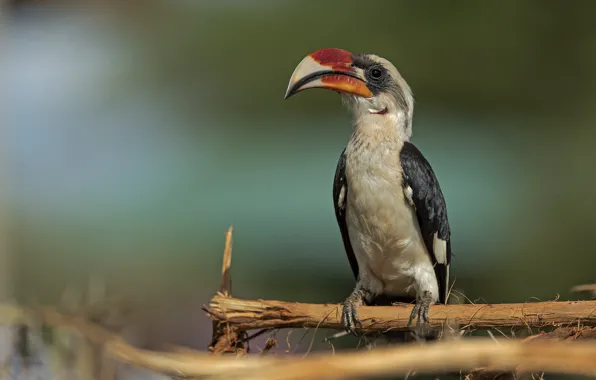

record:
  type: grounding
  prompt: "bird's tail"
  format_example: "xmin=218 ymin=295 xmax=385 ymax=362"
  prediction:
xmin=382 ymin=330 xmax=439 ymax=344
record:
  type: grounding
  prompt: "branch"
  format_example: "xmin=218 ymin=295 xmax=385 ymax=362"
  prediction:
xmin=206 ymin=294 xmax=596 ymax=332
xmin=212 ymin=339 xmax=596 ymax=380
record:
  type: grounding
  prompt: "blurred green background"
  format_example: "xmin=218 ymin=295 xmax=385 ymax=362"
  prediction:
xmin=2 ymin=0 xmax=596 ymax=353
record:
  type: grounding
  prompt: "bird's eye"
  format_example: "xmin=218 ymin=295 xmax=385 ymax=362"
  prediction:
xmin=370 ymin=68 xmax=383 ymax=79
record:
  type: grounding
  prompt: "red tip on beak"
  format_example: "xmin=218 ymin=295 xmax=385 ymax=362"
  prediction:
xmin=285 ymin=48 xmax=373 ymax=99
xmin=309 ymin=48 xmax=353 ymax=71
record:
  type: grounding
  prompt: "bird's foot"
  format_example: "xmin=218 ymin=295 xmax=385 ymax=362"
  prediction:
xmin=342 ymin=298 xmax=363 ymax=336
xmin=341 ymin=288 xmax=369 ymax=336
xmin=407 ymin=290 xmax=434 ymax=338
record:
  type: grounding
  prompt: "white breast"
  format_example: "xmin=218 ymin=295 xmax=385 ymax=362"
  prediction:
xmin=344 ymin=139 xmax=439 ymax=301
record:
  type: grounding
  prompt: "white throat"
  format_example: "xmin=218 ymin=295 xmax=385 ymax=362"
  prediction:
xmin=343 ymin=94 xmax=412 ymax=142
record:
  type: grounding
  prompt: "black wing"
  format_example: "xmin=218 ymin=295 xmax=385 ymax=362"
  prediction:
xmin=333 ymin=149 xmax=359 ymax=280
xmin=400 ymin=142 xmax=452 ymax=304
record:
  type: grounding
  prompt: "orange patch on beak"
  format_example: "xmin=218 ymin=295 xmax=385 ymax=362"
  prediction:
xmin=320 ymin=74 xmax=373 ymax=98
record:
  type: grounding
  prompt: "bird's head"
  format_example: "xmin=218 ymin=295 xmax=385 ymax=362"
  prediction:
xmin=285 ymin=48 xmax=414 ymax=138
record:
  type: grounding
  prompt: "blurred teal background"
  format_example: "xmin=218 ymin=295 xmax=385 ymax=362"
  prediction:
xmin=2 ymin=0 xmax=596 ymax=353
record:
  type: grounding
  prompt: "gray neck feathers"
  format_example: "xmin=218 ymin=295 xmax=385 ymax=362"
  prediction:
xmin=391 ymin=76 xmax=414 ymax=140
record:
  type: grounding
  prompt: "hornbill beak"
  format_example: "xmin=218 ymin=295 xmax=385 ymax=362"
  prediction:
xmin=284 ymin=48 xmax=373 ymax=99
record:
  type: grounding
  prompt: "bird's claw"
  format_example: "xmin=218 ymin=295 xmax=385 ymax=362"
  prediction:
xmin=342 ymin=299 xmax=363 ymax=336
xmin=407 ymin=291 xmax=433 ymax=338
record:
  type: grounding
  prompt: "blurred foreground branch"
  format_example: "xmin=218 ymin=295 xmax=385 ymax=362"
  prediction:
xmin=0 ymin=304 xmax=277 ymax=378
xmin=468 ymin=326 xmax=596 ymax=380
xmin=215 ymin=339 xmax=596 ymax=380
xmin=3 ymin=304 xmax=596 ymax=379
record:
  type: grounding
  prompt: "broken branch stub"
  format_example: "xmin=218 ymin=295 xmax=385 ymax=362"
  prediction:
xmin=219 ymin=226 xmax=234 ymax=297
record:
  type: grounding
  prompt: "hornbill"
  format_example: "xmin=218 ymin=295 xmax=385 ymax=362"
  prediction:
xmin=284 ymin=48 xmax=452 ymax=337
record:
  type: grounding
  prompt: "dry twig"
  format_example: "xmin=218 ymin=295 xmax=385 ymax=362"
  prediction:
xmin=219 ymin=226 xmax=234 ymax=297
xmin=571 ymin=283 xmax=596 ymax=297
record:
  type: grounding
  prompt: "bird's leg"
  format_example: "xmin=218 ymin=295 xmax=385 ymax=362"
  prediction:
xmin=341 ymin=287 xmax=371 ymax=336
xmin=407 ymin=290 xmax=434 ymax=337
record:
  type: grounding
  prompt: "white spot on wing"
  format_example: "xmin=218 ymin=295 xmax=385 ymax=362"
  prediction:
xmin=337 ymin=185 xmax=346 ymax=208
xmin=433 ymin=232 xmax=447 ymax=264
xmin=404 ymin=186 xmax=415 ymax=207
xmin=444 ymin=265 xmax=450 ymax=302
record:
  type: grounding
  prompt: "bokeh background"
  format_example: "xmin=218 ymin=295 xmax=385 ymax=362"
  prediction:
xmin=2 ymin=0 xmax=596 ymax=360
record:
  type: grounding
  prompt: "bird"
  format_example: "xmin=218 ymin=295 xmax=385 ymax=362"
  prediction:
xmin=284 ymin=48 xmax=452 ymax=337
